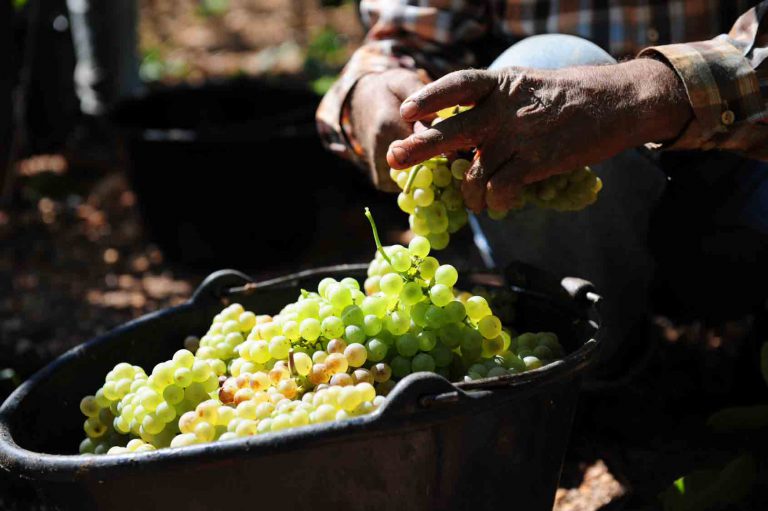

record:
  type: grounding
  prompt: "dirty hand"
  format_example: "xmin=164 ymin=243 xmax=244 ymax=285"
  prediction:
xmin=350 ymin=69 xmax=431 ymax=192
xmin=387 ymin=59 xmax=691 ymax=211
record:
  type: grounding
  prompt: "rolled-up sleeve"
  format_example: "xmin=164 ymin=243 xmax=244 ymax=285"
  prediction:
xmin=639 ymin=2 xmax=768 ymax=160
xmin=316 ymin=0 xmax=490 ymax=166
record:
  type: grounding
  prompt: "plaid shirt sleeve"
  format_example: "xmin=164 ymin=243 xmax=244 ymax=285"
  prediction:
xmin=638 ymin=3 xmax=768 ymax=159
xmin=315 ymin=0 xmax=489 ymax=167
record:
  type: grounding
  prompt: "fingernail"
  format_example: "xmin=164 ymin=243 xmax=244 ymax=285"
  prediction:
xmin=400 ymin=100 xmax=418 ymax=119
xmin=390 ymin=145 xmax=406 ymax=164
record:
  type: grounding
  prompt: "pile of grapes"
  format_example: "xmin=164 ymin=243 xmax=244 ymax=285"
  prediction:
xmin=390 ymin=106 xmax=603 ymax=248
xmin=78 ymin=210 xmax=564 ymax=455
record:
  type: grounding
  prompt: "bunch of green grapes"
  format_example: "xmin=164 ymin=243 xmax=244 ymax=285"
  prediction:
xmin=389 ymin=106 xmax=602 ymax=248
xmin=390 ymin=158 xmax=469 ymax=250
xmin=77 ymin=210 xmax=565 ymax=454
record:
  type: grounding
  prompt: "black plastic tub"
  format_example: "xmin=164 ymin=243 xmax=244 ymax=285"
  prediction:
xmin=111 ymin=79 xmax=394 ymax=270
xmin=0 ymin=265 xmax=601 ymax=511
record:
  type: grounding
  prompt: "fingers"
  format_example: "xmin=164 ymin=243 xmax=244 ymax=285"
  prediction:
xmin=386 ymin=106 xmax=485 ymax=169
xmin=486 ymin=159 xmax=529 ymax=212
xmin=400 ymin=69 xmax=495 ymax=121
xmin=460 ymin=156 xmax=490 ymax=212
xmin=460 ymin=144 xmax=514 ymax=212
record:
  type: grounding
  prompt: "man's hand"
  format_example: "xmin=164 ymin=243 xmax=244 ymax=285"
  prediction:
xmin=350 ymin=69 xmax=430 ymax=192
xmin=387 ymin=59 xmax=692 ymax=211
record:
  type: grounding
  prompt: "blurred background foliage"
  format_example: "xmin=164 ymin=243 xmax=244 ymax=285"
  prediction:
xmin=136 ymin=0 xmax=362 ymax=90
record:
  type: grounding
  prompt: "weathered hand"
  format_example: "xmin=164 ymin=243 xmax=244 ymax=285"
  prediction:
xmin=387 ymin=59 xmax=691 ymax=211
xmin=349 ymin=69 xmax=430 ymax=192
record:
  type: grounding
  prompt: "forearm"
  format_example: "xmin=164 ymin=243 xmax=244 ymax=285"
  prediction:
xmin=636 ymin=2 xmax=768 ymax=159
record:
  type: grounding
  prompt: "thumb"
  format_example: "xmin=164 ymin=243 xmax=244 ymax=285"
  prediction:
xmin=386 ymin=69 xmax=431 ymax=101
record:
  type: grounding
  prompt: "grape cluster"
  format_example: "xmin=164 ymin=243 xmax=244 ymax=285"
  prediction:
xmin=390 ymin=106 xmax=603 ymax=248
xmin=77 ymin=210 xmax=565 ymax=454
xmin=390 ymin=158 xmax=469 ymax=250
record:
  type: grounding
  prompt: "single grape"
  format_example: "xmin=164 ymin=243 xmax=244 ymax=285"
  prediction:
xmin=380 ymin=274 xmax=404 ymax=296
xmin=395 ymin=333 xmax=420 ymax=357
xmin=390 ymin=356 xmax=412 ymax=379
xmin=434 ymin=265 xmax=458 ymax=287
xmin=408 ymin=236 xmax=431 ymax=258
xmin=366 ymin=339 xmax=388 ymax=362
xmin=429 ymin=284 xmax=454 ymax=307
xmin=411 ymin=353 xmax=436 ymax=373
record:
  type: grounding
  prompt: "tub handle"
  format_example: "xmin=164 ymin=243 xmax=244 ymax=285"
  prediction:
xmin=560 ymin=277 xmax=602 ymax=306
xmin=191 ymin=269 xmax=255 ymax=305
xmin=377 ymin=373 xmax=484 ymax=417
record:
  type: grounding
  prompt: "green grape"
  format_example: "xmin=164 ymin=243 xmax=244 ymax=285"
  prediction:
xmin=444 ymin=301 xmax=466 ymax=322
xmin=414 ymin=188 xmax=435 ymax=207
xmin=321 ymin=316 xmax=345 ymax=339
xmin=391 ymin=251 xmax=412 ymax=272
xmin=500 ymin=351 xmax=526 ymax=372
xmin=413 ymin=166 xmax=433 ymax=188
xmin=299 ymin=318 xmax=321 ymax=341
xmin=366 ymin=339 xmax=388 ymax=362
xmin=438 ymin=323 xmax=463 ymax=349
xmin=427 ymin=232 xmax=450 ymax=250
xmin=481 ymin=336 xmax=505 ymax=357
xmin=318 ymin=277 xmax=337 ymax=297
xmin=390 ymin=356 xmax=412 ymax=379
xmin=450 ymin=159 xmax=471 ymax=180
xmin=429 ymin=284 xmax=453 ymax=307
xmin=395 ymin=334 xmax=420 ymax=357
xmin=282 ymin=320 xmax=300 ymax=340
xmin=344 ymin=325 xmax=366 ymax=344
xmin=411 ymin=353 xmax=436 ymax=373
xmin=385 ymin=310 xmax=410 ymax=335
xmin=268 ymin=336 xmax=291 ymax=359
xmin=409 ymin=214 xmax=431 ymax=236
xmin=447 ymin=208 xmax=468 ymax=233
xmin=441 ymin=187 xmax=463 ymax=211
xmin=424 ymin=305 xmax=447 ymax=329
xmin=430 ymin=343 xmax=453 ymax=367
xmin=460 ymin=328 xmax=482 ymax=357
xmin=411 ymin=301 xmax=429 ymax=327
xmin=477 ymin=315 xmax=502 ymax=339
xmin=363 ymin=314 xmax=383 ymax=336
xmin=80 ymin=396 xmax=100 ymax=417
xmin=361 ymin=295 xmax=388 ymax=318
xmin=432 ymin=165 xmax=452 ymax=187
xmin=249 ymin=341 xmax=271 ymax=364
xmin=328 ymin=285 xmax=353 ymax=309
xmin=434 ymin=265 xmax=458 ymax=287
xmin=341 ymin=305 xmax=364 ymax=327
xmin=487 ymin=367 xmax=507 ymax=378
xmin=465 ymin=296 xmax=491 ymax=321
xmin=400 ymin=281 xmax=424 ymax=306
xmin=293 ymin=352 xmax=313 ymax=376
xmin=397 ymin=192 xmax=416 ymax=214
xmin=344 ymin=343 xmax=367 ymax=367
xmin=516 ymin=333 xmax=537 ymax=351
xmin=523 ymin=356 xmax=543 ymax=370
xmin=380 ymin=274 xmax=404 ymax=296
xmin=418 ymin=257 xmax=439 ymax=280
xmin=408 ymin=236 xmax=431 ymax=258
xmin=417 ymin=331 xmax=437 ymax=351
xmin=533 ymin=345 xmax=554 ymax=360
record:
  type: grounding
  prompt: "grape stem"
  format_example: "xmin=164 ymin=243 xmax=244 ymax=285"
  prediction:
xmin=288 ymin=350 xmax=296 ymax=376
xmin=403 ymin=165 xmax=422 ymax=195
xmin=364 ymin=207 xmax=393 ymax=266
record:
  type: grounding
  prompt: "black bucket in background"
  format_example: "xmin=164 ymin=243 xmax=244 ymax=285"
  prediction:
xmin=0 ymin=265 xmax=601 ymax=511
xmin=110 ymin=79 xmax=401 ymax=271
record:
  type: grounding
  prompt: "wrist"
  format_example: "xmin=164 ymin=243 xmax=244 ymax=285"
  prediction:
xmin=621 ymin=58 xmax=692 ymax=145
